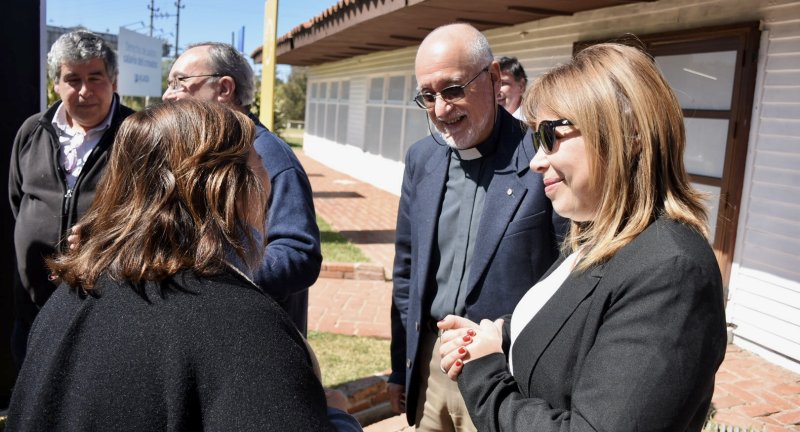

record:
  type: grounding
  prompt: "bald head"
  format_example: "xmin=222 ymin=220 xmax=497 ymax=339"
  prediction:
xmin=416 ymin=23 xmax=493 ymax=71
xmin=414 ymin=23 xmax=500 ymax=149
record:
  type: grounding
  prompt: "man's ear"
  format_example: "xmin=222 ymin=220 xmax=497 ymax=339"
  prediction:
xmin=216 ymin=76 xmax=236 ymax=105
xmin=489 ymin=61 xmax=502 ymax=94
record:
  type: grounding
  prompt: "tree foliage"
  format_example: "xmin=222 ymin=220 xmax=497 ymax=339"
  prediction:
xmin=277 ymin=67 xmax=307 ymax=122
xmin=251 ymin=66 xmax=307 ymax=135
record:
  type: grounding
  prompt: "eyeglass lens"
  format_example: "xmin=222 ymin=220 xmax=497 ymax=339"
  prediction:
xmin=417 ymin=86 xmax=465 ymax=106
xmin=414 ymin=65 xmax=489 ymax=109
xmin=534 ymin=119 xmax=572 ymax=153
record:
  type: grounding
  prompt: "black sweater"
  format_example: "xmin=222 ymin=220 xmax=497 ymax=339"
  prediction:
xmin=9 ymin=96 xmax=134 ymax=322
xmin=7 ymin=269 xmax=338 ymax=432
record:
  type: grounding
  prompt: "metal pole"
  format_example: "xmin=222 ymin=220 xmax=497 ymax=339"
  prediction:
xmin=174 ymin=0 xmax=185 ymax=58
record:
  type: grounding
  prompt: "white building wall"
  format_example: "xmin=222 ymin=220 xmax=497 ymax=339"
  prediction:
xmin=304 ymin=46 xmax=417 ymax=194
xmin=299 ymin=0 xmax=800 ymax=371
xmin=725 ymin=2 xmax=800 ymax=373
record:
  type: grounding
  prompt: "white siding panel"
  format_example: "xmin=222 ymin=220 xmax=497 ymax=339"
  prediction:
xmin=732 ymin=292 xmax=800 ymax=339
xmin=755 ymin=134 xmax=800 ymax=152
xmin=734 ymin=318 xmax=800 ymax=367
xmin=747 ymin=197 xmax=800 ymax=222
xmin=762 ymin=86 xmax=800 ymax=103
xmin=752 ymin=150 xmax=800 ymax=170
xmin=757 ymin=118 xmax=800 ymax=136
xmin=764 ymin=70 xmax=800 ymax=86
xmin=739 ymin=244 xmax=800 ymax=282
xmin=750 ymin=168 xmax=800 ymax=195
xmin=764 ymin=18 xmax=800 ymax=38
xmin=749 ymin=181 xmax=800 ymax=204
xmin=743 ymin=227 xmax=800 ymax=257
xmin=768 ymin=37 xmax=800 ymax=54
xmin=760 ymin=102 xmax=800 ymax=119
xmin=765 ymin=52 xmax=800 ymax=70
xmin=737 ymin=276 xmax=800 ymax=306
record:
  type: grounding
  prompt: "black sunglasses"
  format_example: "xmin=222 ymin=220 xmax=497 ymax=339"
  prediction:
xmin=533 ymin=119 xmax=573 ymax=153
xmin=413 ymin=65 xmax=490 ymax=109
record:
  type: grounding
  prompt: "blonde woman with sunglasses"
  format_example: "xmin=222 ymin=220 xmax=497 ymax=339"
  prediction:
xmin=438 ymin=43 xmax=727 ymax=432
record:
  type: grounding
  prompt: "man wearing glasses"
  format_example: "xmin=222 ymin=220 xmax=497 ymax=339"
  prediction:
xmin=162 ymin=42 xmax=321 ymax=335
xmin=389 ymin=24 xmax=564 ymax=431
xmin=10 ymin=30 xmax=134 ymax=370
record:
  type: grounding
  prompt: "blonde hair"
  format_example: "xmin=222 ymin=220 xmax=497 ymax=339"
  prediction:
xmin=524 ymin=43 xmax=708 ymax=271
xmin=49 ymin=99 xmax=269 ymax=290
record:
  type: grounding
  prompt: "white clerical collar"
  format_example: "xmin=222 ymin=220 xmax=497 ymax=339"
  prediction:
xmin=453 ymin=147 xmax=483 ymax=161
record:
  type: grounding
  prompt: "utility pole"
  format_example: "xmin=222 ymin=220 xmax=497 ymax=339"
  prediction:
xmin=260 ymin=0 xmax=278 ymax=130
xmin=174 ymin=0 xmax=185 ymax=58
xmin=147 ymin=0 xmax=159 ymax=37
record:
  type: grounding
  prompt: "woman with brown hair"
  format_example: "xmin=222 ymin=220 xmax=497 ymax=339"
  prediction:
xmin=437 ymin=43 xmax=727 ymax=431
xmin=7 ymin=99 xmax=359 ymax=431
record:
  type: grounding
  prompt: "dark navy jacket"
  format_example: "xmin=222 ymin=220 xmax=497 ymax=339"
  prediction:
xmin=249 ymin=116 xmax=321 ymax=336
xmin=390 ymin=108 xmax=565 ymax=423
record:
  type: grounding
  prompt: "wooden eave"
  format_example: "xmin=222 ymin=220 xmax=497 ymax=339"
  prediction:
xmin=252 ymin=0 xmax=656 ymax=66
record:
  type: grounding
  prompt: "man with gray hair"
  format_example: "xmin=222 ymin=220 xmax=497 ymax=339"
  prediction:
xmin=162 ymin=42 xmax=321 ymax=335
xmin=9 ymin=30 xmax=134 ymax=368
xmin=390 ymin=23 xmax=564 ymax=431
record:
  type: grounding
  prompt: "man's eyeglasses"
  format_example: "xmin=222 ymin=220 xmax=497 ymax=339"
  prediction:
xmin=533 ymin=119 xmax=573 ymax=154
xmin=166 ymin=73 xmax=222 ymax=92
xmin=412 ymin=65 xmax=490 ymax=110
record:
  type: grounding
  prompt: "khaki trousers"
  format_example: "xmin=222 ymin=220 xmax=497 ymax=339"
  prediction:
xmin=414 ymin=330 xmax=477 ymax=432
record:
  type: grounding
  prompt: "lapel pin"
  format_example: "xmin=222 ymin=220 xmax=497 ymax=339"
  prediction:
xmin=507 ymin=188 xmax=513 ymax=196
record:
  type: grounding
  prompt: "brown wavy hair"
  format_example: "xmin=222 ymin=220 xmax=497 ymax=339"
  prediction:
xmin=49 ymin=99 xmax=269 ymax=290
xmin=524 ymin=43 xmax=708 ymax=271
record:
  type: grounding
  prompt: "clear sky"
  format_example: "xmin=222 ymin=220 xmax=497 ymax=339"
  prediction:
xmin=46 ymin=0 xmax=337 ymax=78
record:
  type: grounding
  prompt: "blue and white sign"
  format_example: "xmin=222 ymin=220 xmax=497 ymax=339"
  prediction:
xmin=117 ymin=28 xmax=162 ymax=97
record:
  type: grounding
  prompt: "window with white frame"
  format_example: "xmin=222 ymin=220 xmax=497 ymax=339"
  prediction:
xmin=364 ymin=74 xmax=430 ymax=162
xmin=307 ymin=79 xmax=350 ymax=144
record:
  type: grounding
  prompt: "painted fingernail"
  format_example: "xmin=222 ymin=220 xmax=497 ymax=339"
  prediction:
xmin=467 ymin=329 xmax=476 ymax=336
xmin=458 ymin=347 xmax=466 ymax=354
xmin=462 ymin=335 xmax=471 ymax=342
xmin=455 ymin=360 xmax=462 ymax=367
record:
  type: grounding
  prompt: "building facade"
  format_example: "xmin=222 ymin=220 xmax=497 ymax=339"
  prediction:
xmin=273 ymin=0 xmax=800 ymax=374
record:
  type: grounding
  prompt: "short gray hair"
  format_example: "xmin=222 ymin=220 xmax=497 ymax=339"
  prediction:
xmin=48 ymin=30 xmax=118 ymax=83
xmin=187 ymin=42 xmax=256 ymax=107
xmin=465 ymin=27 xmax=493 ymax=67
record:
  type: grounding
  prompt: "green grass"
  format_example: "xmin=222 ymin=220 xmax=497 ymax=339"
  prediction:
xmin=283 ymin=135 xmax=303 ymax=148
xmin=318 ymin=216 xmax=370 ymax=263
xmin=308 ymin=331 xmax=391 ymax=387
xmin=280 ymin=128 xmax=304 ymax=148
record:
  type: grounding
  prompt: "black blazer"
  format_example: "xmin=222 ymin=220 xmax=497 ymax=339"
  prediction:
xmin=458 ymin=218 xmax=727 ymax=431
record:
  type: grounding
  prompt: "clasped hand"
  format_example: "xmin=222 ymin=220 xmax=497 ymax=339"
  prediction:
xmin=437 ymin=315 xmax=504 ymax=381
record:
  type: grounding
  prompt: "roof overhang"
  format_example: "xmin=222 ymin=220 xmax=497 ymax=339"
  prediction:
xmin=253 ymin=0 xmax=656 ymax=66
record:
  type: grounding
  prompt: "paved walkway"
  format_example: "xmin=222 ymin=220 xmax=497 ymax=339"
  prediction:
xmin=295 ymin=150 xmax=800 ymax=431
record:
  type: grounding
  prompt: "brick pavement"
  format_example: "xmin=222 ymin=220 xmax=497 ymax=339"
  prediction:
xmin=297 ymin=150 xmax=398 ymax=276
xmin=295 ymin=150 xmax=800 ymax=431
